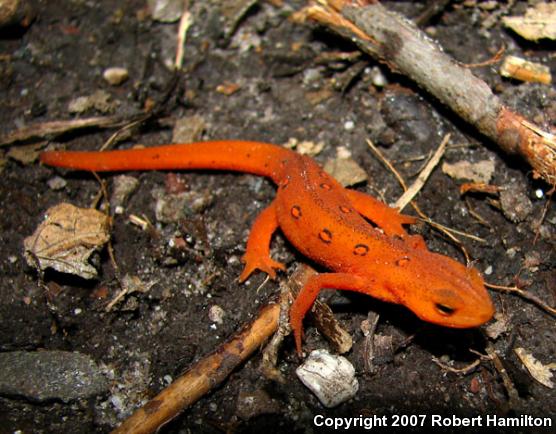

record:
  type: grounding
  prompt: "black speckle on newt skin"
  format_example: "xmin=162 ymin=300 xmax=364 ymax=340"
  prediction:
xmin=291 ymin=205 xmax=302 ymax=219
xmin=319 ymin=229 xmax=333 ymax=244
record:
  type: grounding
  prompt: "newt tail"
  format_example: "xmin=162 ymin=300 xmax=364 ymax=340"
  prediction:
xmin=40 ymin=140 xmax=292 ymax=183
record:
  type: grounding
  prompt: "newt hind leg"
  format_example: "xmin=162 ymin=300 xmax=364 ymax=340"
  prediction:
xmin=345 ymin=190 xmax=415 ymax=237
xmin=346 ymin=190 xmax=427 ymax=250
xmin=238 ymin=200 xmax=286 ymax=282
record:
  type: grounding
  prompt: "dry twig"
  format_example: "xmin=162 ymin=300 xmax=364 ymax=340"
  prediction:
xmin=175 ymin=9 xmax=193 ymax=70
xmin=431 ymin=357 xmax=481 ymax=375
xmin=486 ymin=282 xmax=556 ymax=317
xmin=259 ymin=285 xmax=292 ymax=383
xmin=394 ymin=133 xmax=449 ymax=210
xmin=484 ymin=344 xmax=519 ymax=410
xmin=0 ymin=116 xmax=127 ymax=147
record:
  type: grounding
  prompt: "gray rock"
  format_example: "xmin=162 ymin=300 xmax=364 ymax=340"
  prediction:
xmin=0 ymin=351 xmax=108 ymax=402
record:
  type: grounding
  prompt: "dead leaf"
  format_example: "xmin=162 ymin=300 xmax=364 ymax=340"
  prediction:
xmin=499 ymin=183 xmax=533 ymax=223
xmin=284 ymin=138 xmax=325 ymax=156
xmin=7 ymin=142 xmax=45 ymax=164
xmin=324 ymin=157 xmax=368 ymax=187
xmin=148 ymin=0 xmax=183 ymax=23
xmin=171 ymin=115 xmax=206 ymax=143
xmin=68 ymin=90 xmax=118 ymax=114
xmin=24 ymin=203 xmax=111 ymax=279
xmin=514 ymin=347 xmax=556 ymax=389
xmin=503 ymin=3 xmax=556 ymax=41
xmin=442 ymin=160 xmax=495 ymax=184
xmin=485 ymin=312 xmax=510 ymax=340
xmin=105 ymin=274 xmax=157 ymax=311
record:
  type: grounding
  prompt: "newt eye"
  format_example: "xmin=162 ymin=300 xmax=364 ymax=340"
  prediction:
xmin=435 ymin=303 xmax=456 ymax=316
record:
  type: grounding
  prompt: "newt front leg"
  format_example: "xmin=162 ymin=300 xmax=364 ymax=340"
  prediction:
xmin=289 ymin=273 xmax=398 ymax=355
xmin=238 ymin=200 xmax=286 ymax=282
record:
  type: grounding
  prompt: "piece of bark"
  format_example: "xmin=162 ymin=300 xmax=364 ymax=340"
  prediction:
xmin=298 ymin=0 xmax=556 ymax=186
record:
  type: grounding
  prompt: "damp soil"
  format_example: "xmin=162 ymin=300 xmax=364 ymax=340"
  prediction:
xmin=0 ymin=1 xmax=555 ymax=432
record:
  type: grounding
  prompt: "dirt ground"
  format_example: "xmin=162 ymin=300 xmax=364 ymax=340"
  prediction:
xmin=0 ymin=0 xmax=555 ymax=432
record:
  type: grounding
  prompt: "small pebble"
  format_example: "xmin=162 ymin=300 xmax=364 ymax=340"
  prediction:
xmin=103 ymin=67 xmax=129 ymax=86
xmin=148 ymin=0 xmax=183 ymax=22
xmin=47 ymin=176 xmax=67 ymax=191
xmin=344 ymin=120 xmax=355 ymax=131
xmin=369 ymin=66 xmax=387 ymax=87
xmin=208 ymin=305 xmax=225 ymax=325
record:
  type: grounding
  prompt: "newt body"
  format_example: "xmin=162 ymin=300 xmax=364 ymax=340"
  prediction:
xmin=40 ymin=140 xmax=494 ymax=352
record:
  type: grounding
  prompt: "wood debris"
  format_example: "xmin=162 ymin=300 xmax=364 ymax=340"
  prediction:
xmin=500 ymin=55 xmax=551 ymax=85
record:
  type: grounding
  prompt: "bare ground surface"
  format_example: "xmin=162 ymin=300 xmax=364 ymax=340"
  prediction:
xmin=0 ymin=0 xmax=555 ymax=432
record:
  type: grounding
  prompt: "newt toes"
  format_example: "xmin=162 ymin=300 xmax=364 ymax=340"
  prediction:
xmin=40 ymin=140 xmax=495 ymax=355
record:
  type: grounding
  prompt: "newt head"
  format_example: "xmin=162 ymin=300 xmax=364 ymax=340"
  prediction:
xmin=385 ymin=251 xmax=494 ymax=328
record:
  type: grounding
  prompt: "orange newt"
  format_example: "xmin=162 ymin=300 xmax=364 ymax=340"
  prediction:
xmin=40 ymin=140 xmax=494 ymax=353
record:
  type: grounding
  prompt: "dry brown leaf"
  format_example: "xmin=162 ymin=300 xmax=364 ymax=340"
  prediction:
xmin=171 ymin=115 xmax=206 ymax=143
xmin=24 ymin=203 xmax=111 ymax=279
xmin=503 ymin=3 xmax=556 ymax=41
xmin=68 ymin=90 xmax=118 ymax=114
xmin=485 ymin=312 xmax=510 ymax=340
xmin=7 ymin=142 xmax=45 ymax=164
xmin=324 ymin=157 xmax=368 ymax=187
xmin=442 ymin=160 xmax=495 ymax=184
xmin=514 ymin=347 xmax=556 ymax=389
xmin=284 ymin=138 xmax=325 ymax=156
